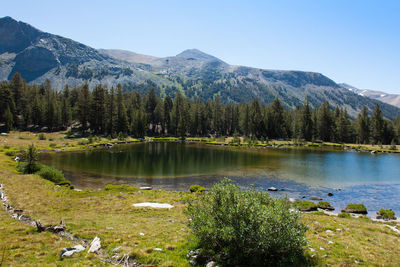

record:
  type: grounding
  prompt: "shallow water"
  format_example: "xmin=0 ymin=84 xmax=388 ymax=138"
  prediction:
xmin=40 ymin=142 xmax=400 ymax=215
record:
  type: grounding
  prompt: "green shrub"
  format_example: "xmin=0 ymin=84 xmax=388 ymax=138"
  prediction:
xmin=187 ymin=179 xmax=307 ymax=266
xmin=189 ymin=185 xmax=205 ymax=193
xmin=36 ymin=165 xmax=66 ymax=184
xmin=3 ymin=145 xmax=10 ymax=149
xmin=338 ymin=212 xmax=351 ymax=218
xmin=317 ymin=201 xmax=331 ymax=208
xmin=104 ymin=184 xmax=138 ymax=192
xmin=49 ymin=143 xmax=57 ymax=148
xmin=345 ymin=204 xmax=367 ymax=211
xmin=378 ymin=209 xmax=396 ymax=220
xmin=38 ymin=133 xmax=46 ymax=140
xmin=294 ymin=200 xmax=318 ymax=211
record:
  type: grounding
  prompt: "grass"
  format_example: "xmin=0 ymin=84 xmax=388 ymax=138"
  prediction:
xmin=1 ymin=131 xmax=400 ymax=265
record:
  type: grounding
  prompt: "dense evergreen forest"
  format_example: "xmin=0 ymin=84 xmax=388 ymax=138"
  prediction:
xmin=1 ymin=73 xmax=399 ymax=145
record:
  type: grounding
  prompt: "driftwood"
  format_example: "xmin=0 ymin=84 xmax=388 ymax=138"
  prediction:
xmin=35 ymin=220 xmax=66 ymax=233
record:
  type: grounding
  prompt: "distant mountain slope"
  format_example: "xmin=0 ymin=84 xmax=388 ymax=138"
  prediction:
xmin=1 ymin=16 xmax=399 ymax=120
xmin=340 ymin=83 xmax=400 ymax=108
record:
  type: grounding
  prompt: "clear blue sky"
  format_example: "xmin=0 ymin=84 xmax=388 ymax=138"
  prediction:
xmin=2 ymin=0 xmax=400 ymax=93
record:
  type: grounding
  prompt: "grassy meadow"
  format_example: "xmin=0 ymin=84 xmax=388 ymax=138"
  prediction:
xmin=0 ymin=131 xmax=399 ymax=266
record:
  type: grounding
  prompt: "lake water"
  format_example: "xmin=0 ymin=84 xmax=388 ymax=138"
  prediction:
xmin=40 ymin=142 xmax=400 ymax=216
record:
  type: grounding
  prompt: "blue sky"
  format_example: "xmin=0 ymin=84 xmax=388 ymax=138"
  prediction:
xmin=2 ymin=0 xmax=400 ymax=93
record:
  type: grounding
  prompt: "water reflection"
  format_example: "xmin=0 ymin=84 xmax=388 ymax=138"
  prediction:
xmin=40 ymin=142 xmax=400 ymax=215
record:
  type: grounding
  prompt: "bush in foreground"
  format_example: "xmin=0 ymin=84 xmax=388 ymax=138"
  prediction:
xmin=187 ymin=179 xmax=307 ymax=266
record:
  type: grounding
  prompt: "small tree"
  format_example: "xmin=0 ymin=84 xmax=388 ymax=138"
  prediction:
xmin=187 ymin=179 xmax=307 ymax=266
xmin=24 ymin=144 xmax=40 ymax=174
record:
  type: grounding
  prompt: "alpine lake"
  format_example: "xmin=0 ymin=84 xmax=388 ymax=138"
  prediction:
xmin=40 ymin=142 xmax=400 ymax=216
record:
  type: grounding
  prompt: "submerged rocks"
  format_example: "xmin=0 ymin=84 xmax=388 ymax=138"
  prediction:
xmin=309 ymin=196 xmax=323 ymax=201
xmin=267 ymin=187 xmax=278 ymax=191
xmin=328 ymin=192 xmax=334 ymax=197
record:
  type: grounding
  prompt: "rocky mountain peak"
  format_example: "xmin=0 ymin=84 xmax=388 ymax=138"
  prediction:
xmin=0 ymin=16 xmax=43 ymax=54
xmin=176 ymin=48 xmax=223 ymax=62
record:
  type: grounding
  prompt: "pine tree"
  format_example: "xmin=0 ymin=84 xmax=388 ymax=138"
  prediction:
xmin=249 ymin=98 xmax=263 ymax=137
xmin=371 ymin=104 xmax=384 ymax=144
xmin=77 ymin=83 xmax=91 ymax=133
xmin=107 ymin=87 xmax=117 ymax=136
xmin=336 ymin=109 xmax=352 ymax=143
xmin=269 ymin=98 xmax=285 ymax=138
xmin=300 ymin=99 xmax=313 ymax=141
xmin=116 ymin=85 xmax=128 ymax=134
xmin=9 ymin=72 xmax=26 ymax=115
xmin=357 ymin=106 xmax=370 ymax=144
xmin=89 ymin=85 xmax=106 ymax=133
xmin=3 ymin=105 xmax=13 ymax=132
xmin=317 ymin=102 xmax=333 ymax=141
xmin=163 ymin=95 xmax=173 ymax=135
xmin=145 ymin=89 xmax=158 ymax=134
xmin=240 ymin=104 xmax=250 ymax=137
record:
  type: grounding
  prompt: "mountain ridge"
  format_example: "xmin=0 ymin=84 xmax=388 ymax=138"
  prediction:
xmin=1 ymin=16 xmax=399 ymax=119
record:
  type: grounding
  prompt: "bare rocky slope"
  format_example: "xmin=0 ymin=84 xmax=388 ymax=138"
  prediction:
xmin=1 ymin=16 xmax=399 ymax=119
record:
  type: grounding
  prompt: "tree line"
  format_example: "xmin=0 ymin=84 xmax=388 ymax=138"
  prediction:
xmin=1 ymin=73 xmax=399 ymax=145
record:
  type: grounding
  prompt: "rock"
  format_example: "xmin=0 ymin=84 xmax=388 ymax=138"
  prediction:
xmin=206 ymin=261 xmax=216 ymax=267
xmin=267 ymin=187 xmax=278 ymax=191
xmin=154 ymin=248 xmax=163 ymax=251
xmin=328 ymin=241 xmax=334 ymax=245
xmin=1 ymin=133 xmax=8 ymax=136
xmin=328 ymin=192 xmax=333 ymax=196
xmin=88 ymin=236 xmax=101 ymax=253
xmin=371 ymin=150 xmax=377 ymax=154
xmin=288 ymin=198 xmax=298 ymax=203
xmin=309 ymin=247 xmax=315 ymax=252
xmin=139 ymin=232 xmax=145 ymax=236
xmin=132 ymin=202 xmax=174 ymax=209
xmin=61 ymin=245 xmax=85 ymax=257
xmin=280 ymin=188 xmax=285 ymax=191
xmin=140 ymin=186 xmax=152 ymax=190
xmin=325 ymin=230 xmax=333 ymax=233
xmin=309 ymin=196 xmax=323 ymax=201
xmin=14 ymin=156 xmax=20 ymax=162
xmin=72 ymin=244 xmax=85 ymax=252
xmin=61 ymin=249 xmax=75 ymax=257
xmin=105 ymin=143 xmax=114 ymax=148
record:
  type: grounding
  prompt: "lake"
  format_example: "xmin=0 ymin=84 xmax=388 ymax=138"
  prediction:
xmin=40 ymin=142 xmax=400 ymax=216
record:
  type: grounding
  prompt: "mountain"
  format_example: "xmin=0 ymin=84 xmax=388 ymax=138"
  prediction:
xmin=1 ymin=16 xmax=399 ymax=120
xmin=340 ymin=83 xmax=400 ymax=108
